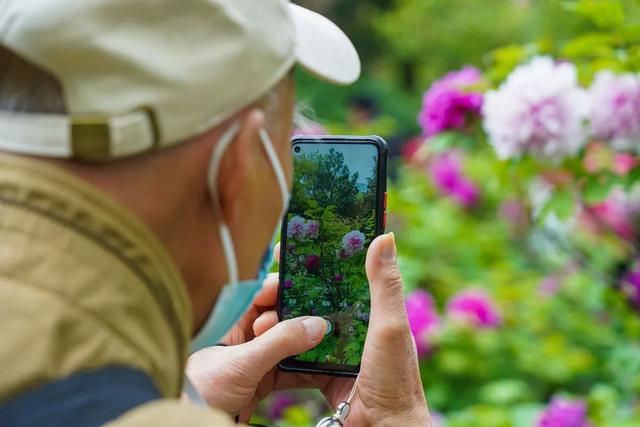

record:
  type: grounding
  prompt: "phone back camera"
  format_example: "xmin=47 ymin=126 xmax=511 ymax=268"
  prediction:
xmin=294 ymin=146 xmax=301 ymax=153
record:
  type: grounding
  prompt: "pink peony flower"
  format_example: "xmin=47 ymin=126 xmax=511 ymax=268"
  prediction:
xmin=430 ymin=151 xmax=479 ymax=208
xmin=613 ymin=153 xmax=637 ymax=176
xmin=418 ymin=67 xmax=484 ymax=136
xmin=446 ymin=289 xmax=501 ymax=328
xmin=304 ymin=220 xmax=319 ymax=239
xmin=287 ymin=216 xmax=305 ymax=240
xmin=305 ymin=254 xmax=320 ymax=272
xmin=588 ymin=71 xmax=640 ymax=151
xmin=483 ymin=57 xmax=589 ymax=160
xmin=537 ymin=396 xmax=591 ymax=427
xmin=267 ymin=392 xmax=296 ymax=421
xmin=406 ymin=289 xmax=440 ymax=357
xmin=342 ymin=230 xmax=366 ymax=256
xmin=283 ymin=279 xmax=294 ymax=289
xmin=584 ymin=188 xmax=637 ymax=240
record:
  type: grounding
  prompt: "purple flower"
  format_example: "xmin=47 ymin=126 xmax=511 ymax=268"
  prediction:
xmin=430 ymin=151 xmax=479 ymax=208
xmin=305 ymin=254 xmax=321 ymax=272
xmin=589 ymin=71 xmax=640 ymax=151
xmin=342 ymin=230 xmax=366 ymax=256
xmin=446 ymin=289 xmax=501 ymax=328
xmin=537 ymin=396 xmax=591 ymax=427
xmin=418 ymin=67 xmax=484 ymax=136
xmin=287 ymin=215 xmax=305 ymax=240
xmin=283 ymin=279 xmax=294 ymax=289
xmin=334 ymin=274 xmax=343 ymax=282
xmin=267 ymin=392 xmax=296 ymax=421
xmin=483 ymin=57 xmax=589 ymax=160
xmin=304 ymin=220 xmax=319 ymax=239
xmin=405 ymin=289 xmax=440 ymax=357
xmin=622 ymin=263 xmax=640 ymax=306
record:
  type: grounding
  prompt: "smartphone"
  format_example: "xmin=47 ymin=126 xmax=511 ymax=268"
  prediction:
xmin=277 ymin=136 xmax=388 ymax=377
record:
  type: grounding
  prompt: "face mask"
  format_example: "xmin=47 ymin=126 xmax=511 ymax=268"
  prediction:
xmin=190 ymin=123 xmax=290 ymax=353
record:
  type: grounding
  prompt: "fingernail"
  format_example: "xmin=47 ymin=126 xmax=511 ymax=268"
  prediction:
xmin=381 ymin=232 xmax=396 ymax=261
xmin=302 ymin=317 xmax=327 ymax=341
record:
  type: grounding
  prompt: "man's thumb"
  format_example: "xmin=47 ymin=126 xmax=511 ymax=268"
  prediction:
xmin=244 ymin=316 xmax=328 ymax=375
xmin=366 ymin=233 xmax=407 ymax=319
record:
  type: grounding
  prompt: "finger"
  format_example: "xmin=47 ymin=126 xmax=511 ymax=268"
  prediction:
xmin=365 ymin=232 xmax=408 ymax=322
xmin=240 ymin=316 xmax=329 ymax=380
xmin=274 ymin=242 xmax=280 ymax=264
xmin=253 ymin=310 xmax=279 ymax=336
xmin=252 ymin=273 xmax=279 ymax=307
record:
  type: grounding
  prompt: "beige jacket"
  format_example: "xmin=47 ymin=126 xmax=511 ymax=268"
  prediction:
xmin=0 ymin=153 xmax=237 ymax=425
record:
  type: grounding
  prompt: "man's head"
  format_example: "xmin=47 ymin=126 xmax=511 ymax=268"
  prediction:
xmin=0 ymin=0 xmax=359 ymax=335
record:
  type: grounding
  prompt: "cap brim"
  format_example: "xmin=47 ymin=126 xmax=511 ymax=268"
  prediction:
xmin=289 ymin=4 xmax=361 ymax=86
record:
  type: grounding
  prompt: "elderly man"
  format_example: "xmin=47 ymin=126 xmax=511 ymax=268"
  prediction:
xmin=0 ymin=1 xmax=431 ymax=426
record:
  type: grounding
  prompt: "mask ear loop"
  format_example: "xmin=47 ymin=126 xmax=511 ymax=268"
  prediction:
xmin=207 ymin=123 xmax=241 ymax=285
xmin=259 ymin=128 xmax=290 ymax=214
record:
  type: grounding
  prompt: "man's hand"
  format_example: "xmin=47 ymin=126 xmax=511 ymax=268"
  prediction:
xmin=187 ymin=234 xmax=432 ymax=426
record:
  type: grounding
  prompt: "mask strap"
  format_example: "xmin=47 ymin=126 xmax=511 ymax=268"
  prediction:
xmin=259 ymin=128 xmax=290 ymax=213
xmin=207 ymin=123 xmax=241 ymax=285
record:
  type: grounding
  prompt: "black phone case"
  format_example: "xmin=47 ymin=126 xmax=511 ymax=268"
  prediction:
xmin=277 ymin=135 xmax=388 ymax=377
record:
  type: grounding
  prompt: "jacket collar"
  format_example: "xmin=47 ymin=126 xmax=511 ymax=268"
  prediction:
xmin=0 ymin=153 xmax=192 ymax=397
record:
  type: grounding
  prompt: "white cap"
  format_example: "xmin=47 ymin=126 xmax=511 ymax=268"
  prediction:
xmin=0 ymin=0 xmax=360 ymax=160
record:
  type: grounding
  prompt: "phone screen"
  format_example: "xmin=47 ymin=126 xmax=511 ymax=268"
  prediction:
xmin=279 ymin=139 xmax=385 ymax=374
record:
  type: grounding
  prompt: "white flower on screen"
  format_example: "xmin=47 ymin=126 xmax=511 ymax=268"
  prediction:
xmin=341 ymin=230 xmax=366 ymax=256
xmin=588 ymin=70 xmax=640 ymax=151
xmin=287 ymin=215 xmax=305 ymax=239
xmin=483 ymin=56 xmax=589 ymax=160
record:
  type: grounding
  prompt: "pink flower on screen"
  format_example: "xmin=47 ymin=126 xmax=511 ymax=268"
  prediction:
xmin=418 ymin=67 xmax=484 ymax=136
xmin=287 ymin=216 xmax=305 ymax=240
xmin=333 ymin=274 xmax=343 ymax=283
xmin=342 ymin=230 xmax=366 ymax=256
xmin=283 ymin=279 xmax=294 ymax=289
xmin=304 ymin=220 xmax=319 ymax=239
xmin=446 ymin=289 xmax=501 ymax=328
xmin=405 ymin=289 xmax=440 ymax=357
xmin=430 ymin=151 xmax=479 ymax=208
xmin=336 ymin=248 xmax=349 ymax=260
xmin=305 ymin=254 xmax=321 ymax=272
xmin=537 ymin=396 xmax=591 ymax=427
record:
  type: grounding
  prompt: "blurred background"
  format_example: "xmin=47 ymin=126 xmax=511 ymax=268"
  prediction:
xmin=252 ymin=1 xmax=640 ymax=426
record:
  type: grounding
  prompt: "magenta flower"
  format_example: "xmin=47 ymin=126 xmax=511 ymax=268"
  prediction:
xmin=613 ymin=153 xmax=637 ymax=176
xmin=336 ymin=248 xmax=349 ymax=260
xmin=589 ymin=71 xmax=640 ymax=151
xmin=622 ymin=263 xmax=640 ymax=306
xmin=430 ymin=151 xmax=479 ymax=208
xmin=305 ymin=254 xmax=321 ymax=272
xmin=585 ymin=188 xmax=636 ymax=240
xmin=446 ymin=289 xmax=501 ymax=328
xmin=537 ymin=396 xmax=591 ymax=427
xmin=287 ymin=215 xmax=305 ymax=240
xmin=342 ymin=230 xmax=366 ymax=256
xmin=283 ymin=279 xmax=294 ymax=289
xmin=418 ymin=67 xmax=484 ymax=136
xmin=267 ymin=392 xmax=296 ymax=421
xmin=304 ymin=220 xmax=319 ymax=239
xmin=406 ymin=289 xmax=440 ymax=357
xmin=333 ymin=274 xmax=343 ymax=283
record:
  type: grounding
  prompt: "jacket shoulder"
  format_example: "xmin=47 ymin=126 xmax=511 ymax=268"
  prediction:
xmin=105 ymin=399 xmax=240 ymax=427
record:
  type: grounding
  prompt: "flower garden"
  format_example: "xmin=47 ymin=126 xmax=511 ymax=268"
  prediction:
xmin=251 ymin=1 xmax=640 ymax=426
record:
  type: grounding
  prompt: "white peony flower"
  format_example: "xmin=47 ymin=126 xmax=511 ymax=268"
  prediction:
xmin=483 ymin=56 xmax=589 ymax=160
xmin=588 ymin=70 xmax=640 ymax=151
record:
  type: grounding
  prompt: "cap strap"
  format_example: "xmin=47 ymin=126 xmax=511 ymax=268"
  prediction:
xmin=0 ymin=109 xmax=158 ymax=161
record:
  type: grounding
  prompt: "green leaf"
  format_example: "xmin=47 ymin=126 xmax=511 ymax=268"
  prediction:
xmin=565 ymin=0 xmax=625 ymax=29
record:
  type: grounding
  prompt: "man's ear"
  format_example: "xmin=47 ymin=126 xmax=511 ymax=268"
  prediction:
xmin=217 ymin=109 xmax=265 ymax=224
